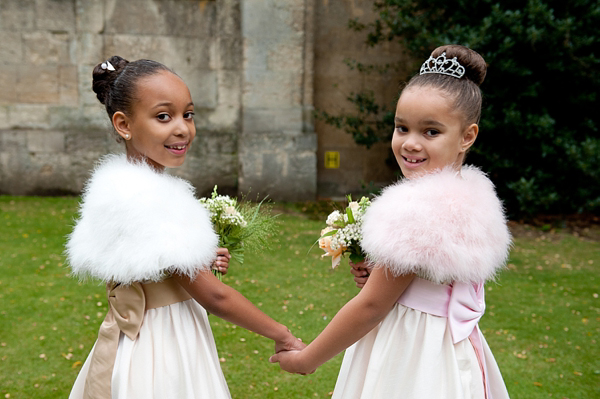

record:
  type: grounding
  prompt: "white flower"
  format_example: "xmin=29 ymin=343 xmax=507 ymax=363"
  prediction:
xmin=326 ymin=211 xmax=342 ymax=227
xmin=348 ymin=201 xmax=359 ymax=213
xmin=225 ymin=206 xmax=237 ymax=215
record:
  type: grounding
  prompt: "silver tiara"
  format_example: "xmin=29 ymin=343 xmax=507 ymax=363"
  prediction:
xmin=101 ymin=60 xmax=115 ymax=71
xmin=419 ymin=52 xmax=465 ymax=79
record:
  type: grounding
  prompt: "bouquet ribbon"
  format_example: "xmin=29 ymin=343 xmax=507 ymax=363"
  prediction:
xmin=397 ymin=277 xmax=492 ymax=399
xmin=83 ymin=278 xmax=191 ymax=399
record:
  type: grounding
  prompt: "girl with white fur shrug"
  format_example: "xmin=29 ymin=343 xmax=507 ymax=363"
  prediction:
xmin=67 ymin=56 xmax=303 ymax=399
xmin=270 ymin=45 xmax=512 ymax=399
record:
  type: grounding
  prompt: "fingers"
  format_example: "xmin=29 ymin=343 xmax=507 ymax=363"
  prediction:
xmin=354 ymin=276 xmax=368 ymax=288
xmin=213 ymin=248 xmax=232 ymax=275
xmin=269 ymin=354 xmax=279 ymax=363
xmin=216 ymin=247 xmax=231 ymax=257
xmin=350 ymin=267 xmax=369 ymax=278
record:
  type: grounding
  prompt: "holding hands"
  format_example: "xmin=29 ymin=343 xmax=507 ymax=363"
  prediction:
xmin=270 ymin=349 xmax=315 ymax=375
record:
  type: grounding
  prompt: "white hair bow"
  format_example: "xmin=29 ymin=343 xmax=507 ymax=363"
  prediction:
xmin=101 ymin=61 xmax=116 ymax=71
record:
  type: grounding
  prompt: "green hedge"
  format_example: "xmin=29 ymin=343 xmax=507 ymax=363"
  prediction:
xmin=321 ymin=0 xmax=599 ymax=217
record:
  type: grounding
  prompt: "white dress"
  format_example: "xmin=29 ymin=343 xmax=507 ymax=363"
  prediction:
xmin=332 ymin=301 xmax=509 ymax=399
xmin=70 ymin=300 xmax=230 ymax=399
xmin=339 ymin=166 xmax=514 ymax=399
xmin=66 ymin=155 xmax=230 ymax=398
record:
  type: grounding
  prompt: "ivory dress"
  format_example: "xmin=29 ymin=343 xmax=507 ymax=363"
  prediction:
xmin=332 ymin=166 xmax=512 ymax=399
xmin=66 ymin=155 xmax=231 ymax=399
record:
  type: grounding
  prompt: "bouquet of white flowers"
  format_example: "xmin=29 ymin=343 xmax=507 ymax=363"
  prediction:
xmin=199 ymin=186 xmax=278 ymax=279
xmin=318 ymin=196 xmax=371 ymax=269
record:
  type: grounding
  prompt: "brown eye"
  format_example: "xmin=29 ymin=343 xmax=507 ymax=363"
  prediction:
xmin=157 ymin=113 xmax=171 ymax=122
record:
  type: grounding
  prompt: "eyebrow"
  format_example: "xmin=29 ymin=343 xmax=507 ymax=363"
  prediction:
xmin=152 ymin=101 xmax=194 ymax=109
xmin=395 ymin=117 xmax=446 ymax=128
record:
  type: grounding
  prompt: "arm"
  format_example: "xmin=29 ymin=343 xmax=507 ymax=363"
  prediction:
xmin=270 ymin=267 xmax=414 ymax=373
xmin=174 ymin=270 xmax=304 ymax=353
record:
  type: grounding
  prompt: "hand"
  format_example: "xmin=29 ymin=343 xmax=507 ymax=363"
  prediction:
xmin=213 ymin=247 xmax=231 ymax=275
xmin=269 ymin=349 xmax=315 ymax=375
xmin=350 ymin=260 xmax=371 ymax=289
xmin=274 ymin=330 xmax=306 ymax=354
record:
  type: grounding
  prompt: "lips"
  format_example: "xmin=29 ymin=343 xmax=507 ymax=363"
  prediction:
xmin=165 ymin=142 xmax=189 ymax=155
xmin=165 ymin=144 xmax=186 ymax=150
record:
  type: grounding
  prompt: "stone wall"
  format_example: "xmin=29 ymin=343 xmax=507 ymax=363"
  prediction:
xmin=0 ymin=0 xmax=244 ymax=197
xmin=0 ymin=0 xmax=406 ymax=200
xmin=313 ymin=0 xmax=408 ymax=198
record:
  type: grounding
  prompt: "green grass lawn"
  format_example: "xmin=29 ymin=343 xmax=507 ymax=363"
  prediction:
xmin=0 ymin=196 xmax=598 ymax=398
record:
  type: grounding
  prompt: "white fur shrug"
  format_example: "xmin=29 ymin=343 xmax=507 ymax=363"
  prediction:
xmin=66 ymin=155 xmax=218 ymax=284
xmin=361 ymin=166 xmax=511 ymax=284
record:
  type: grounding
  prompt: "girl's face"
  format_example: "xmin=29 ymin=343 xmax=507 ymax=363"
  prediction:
xmin=113 ymin=70 xmax=196 ymax=170
xmin=392 ymin=86 xmax=477 ymax=179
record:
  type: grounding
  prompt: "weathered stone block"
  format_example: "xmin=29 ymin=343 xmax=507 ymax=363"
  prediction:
xmin=0 ymin=31 xmax=23 ymax=63
xmin=103 ymin=35 xmax=213 ymax=72
xmin=243 ymin=107 xmax=303 ymax=133
xmin=76 ymin=33 xmax=104 ymax=65
xmin=104 ymin=0 xmax=215 ymax=37
xmin=27 ymin=131 xmax=65 ymax=153
xmin=82 ymin=104 xmax=114 ymax=130
xmin=59 ymin=65 xmax=79 ymax=106
xmin=238 ymin=131 xmax=317 ymax=200
xmin=242 ymin=0 xmax=296 ymax=39
xmin=17 ymin=65 xmax=60 ymax=104
xmin=23 ymin=31 xmax=72 ymax=66
xmin=207 ymin=106 xmax=240 ymax=130
xmin=243 ymin=69 xmax=300 ymax=108
xmin=8 ymin=104 xmax=50 ymax=128
xmin=35 ymin=0 xmax=76 ymax=32
xmin=76 ymin=0 xmax=105 ymax=33
xmin=0 ymin=65 xmax=19 ymax=104
xmin=267 ymin=40 xmax=305 ymax=72
xmin=217 ymin=36 xmax=242 ymax=71
xmin=78 ymin=64 xmax=100 ymax=106
xmin=0 ymin=107 xmax=9 ymax=129
xmin=0 ymin=0 xmax=35 ymax=31
xmin=185 ymin=69 xmax=218 ymax=109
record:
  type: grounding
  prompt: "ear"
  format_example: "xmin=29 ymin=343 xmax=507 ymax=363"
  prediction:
xmin=460 ymin=123 xmax=478 ymax=153
xmin=112 ymin=111 xmax=132 ymax=141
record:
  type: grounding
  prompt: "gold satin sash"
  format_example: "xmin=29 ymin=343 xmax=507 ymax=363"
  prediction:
xmin=83 ymin=277 xmax=192 ymax=399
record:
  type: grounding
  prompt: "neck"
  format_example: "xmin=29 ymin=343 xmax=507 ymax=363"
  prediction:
xmin=126 ymin=153 xmax=165 ymax=172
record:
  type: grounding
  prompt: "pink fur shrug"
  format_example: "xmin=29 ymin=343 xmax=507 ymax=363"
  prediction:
xmin=361 ymin=166 xmax=512 ymax=284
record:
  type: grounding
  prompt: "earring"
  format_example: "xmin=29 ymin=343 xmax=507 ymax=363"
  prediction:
xmin=124 ymin=134 xmax=130 ymax=140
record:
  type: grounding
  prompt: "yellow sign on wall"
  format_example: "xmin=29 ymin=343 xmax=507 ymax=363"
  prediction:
xmin=324 ymin=151 xmax=340 ymax=169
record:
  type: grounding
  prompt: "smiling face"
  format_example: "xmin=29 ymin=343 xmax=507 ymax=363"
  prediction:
xmin=392 ymin=86 xmax=478 ymax=179
xmin=112 ymin=70 xmax=196 ymax=170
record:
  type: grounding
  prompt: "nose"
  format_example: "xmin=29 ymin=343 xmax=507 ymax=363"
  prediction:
xmin=174 ymin=116 xmax=192 ymax=137
xmin=402 ymin=133 xmax=422 ymax=152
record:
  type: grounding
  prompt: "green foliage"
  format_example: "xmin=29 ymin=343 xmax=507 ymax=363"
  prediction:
xmin=322 ymin=0 xmax=600 ymax=217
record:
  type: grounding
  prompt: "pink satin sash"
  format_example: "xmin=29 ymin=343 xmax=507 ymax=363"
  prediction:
xmin=397 ymin=277 xmax=491 ymax=399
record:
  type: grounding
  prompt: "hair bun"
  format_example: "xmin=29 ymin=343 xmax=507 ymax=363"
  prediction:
xmin=431 ymin=45 xmax=486 ymax=86
xmin=92 ymin=56 xmax=129 ymax=105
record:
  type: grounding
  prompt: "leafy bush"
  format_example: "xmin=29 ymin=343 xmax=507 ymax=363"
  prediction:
xmin=321 ymin=0 xmax=600 ymax=217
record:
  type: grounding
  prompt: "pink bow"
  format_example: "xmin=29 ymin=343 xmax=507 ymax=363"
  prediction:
xmin=447 ymin=281 xmax=485 ymax=344
xmin=398 ymin=278 xmax=492 ymax=399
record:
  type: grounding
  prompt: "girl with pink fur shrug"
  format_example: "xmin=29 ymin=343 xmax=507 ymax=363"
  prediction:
xmin=270 ymin=45 xmax=512 ymax=399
